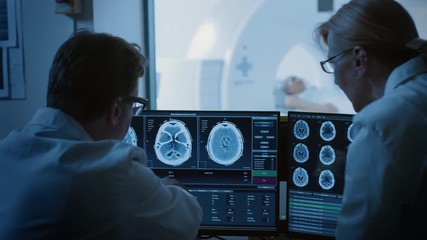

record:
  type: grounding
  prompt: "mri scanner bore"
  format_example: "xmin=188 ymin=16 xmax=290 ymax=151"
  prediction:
xmin=206 ymin=121 xmax=244 ymax=166
xmin=154 ymin=119 xmax=193 ymax=166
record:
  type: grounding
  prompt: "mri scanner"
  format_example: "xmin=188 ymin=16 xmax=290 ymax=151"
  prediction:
xmin=156 ymin=0 xmax=417 ymax=114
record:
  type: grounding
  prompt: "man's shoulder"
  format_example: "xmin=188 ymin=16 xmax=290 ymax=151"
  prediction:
xmin=0 ymin=131 xmax=147 ymax=172
xmin=58 ymin=140 xmax=148 ymax=172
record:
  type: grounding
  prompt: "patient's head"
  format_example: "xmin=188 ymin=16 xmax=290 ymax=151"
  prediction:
xmin=283 ymin=76 xmax=306 ymax=95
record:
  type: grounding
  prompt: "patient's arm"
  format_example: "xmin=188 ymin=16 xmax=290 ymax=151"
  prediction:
xmin=285 ymin=94 xmax=339 ymax=113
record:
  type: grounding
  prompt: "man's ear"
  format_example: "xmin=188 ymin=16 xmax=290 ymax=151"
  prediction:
xmin=107 ymin=98 xmax=121 ymax=126
xmin=353 ymin=46 xmax=368 ymax=79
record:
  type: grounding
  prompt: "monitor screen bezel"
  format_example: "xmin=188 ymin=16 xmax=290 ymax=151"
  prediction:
xmin=277 ymin=116 xmax=289 ymax=234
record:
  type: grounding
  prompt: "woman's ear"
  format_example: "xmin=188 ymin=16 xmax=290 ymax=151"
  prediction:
xmin=107 ymin=97 xmax=122 ymax=126
xmin=353 ymin=46 xmax=368 ymax=79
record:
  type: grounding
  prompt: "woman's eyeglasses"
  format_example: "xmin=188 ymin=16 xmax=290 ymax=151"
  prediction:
xmin=320 ymin=48 xmax=353 ymax=74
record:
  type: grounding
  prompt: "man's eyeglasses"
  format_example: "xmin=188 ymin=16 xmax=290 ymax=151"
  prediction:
xmin=320 ymin=47 xmax=353 ymax=74
xmin=121 ymin=96 xmax=149 ymax=115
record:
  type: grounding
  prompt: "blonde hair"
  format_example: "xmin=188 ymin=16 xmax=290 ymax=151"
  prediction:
xmin=315 ymin=0 xmax=419 ymax=62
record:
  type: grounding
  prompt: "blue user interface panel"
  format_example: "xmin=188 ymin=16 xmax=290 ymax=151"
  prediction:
xmin=287 ymin=111 xmax=354 ymax=238
xmin=129 ymin=110 xmax=280 ymax=236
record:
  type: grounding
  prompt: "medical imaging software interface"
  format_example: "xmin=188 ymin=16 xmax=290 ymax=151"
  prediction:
xmin=128 ymin=111 xmax=280 ymax=234
xmin=287 ymin=111 xmax=354 ymax=237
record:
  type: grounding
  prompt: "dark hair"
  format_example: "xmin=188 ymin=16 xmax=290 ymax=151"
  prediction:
xmin=47 ymin=30 xmax=147 ymax=121
xmin=315 ymin=0 xmax=419 ymax=66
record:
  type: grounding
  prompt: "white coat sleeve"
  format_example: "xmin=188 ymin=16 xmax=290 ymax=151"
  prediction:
xmin=336 ymin=126 xmax=403 ymax=240
xmin=118 ymin=160 xmax=202 ymax=240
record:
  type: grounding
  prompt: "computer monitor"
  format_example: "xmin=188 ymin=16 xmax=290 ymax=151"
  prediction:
xmin=286 ymin=111 xmax=354 ymax=239
xmin=127 ymin=110 xmax=280 ymax=237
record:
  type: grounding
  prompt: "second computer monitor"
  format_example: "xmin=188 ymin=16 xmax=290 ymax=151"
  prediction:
xmin=286 ymin=111 xmax=354 ymax=238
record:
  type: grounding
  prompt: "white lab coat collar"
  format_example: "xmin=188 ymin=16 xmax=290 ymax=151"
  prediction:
xmin=385 ymin=55 xmax=427 ymax=94
xmin=28 ymin=107 xmax=94 ymax=141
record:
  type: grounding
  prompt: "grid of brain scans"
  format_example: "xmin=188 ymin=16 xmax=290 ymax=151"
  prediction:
xmin=126 ymin=110 xmax=280 ymax=235
xmin=287 ymin=111 xmax=354 ymax=238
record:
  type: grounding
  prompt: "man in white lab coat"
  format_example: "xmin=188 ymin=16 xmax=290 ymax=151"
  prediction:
xmin=0 ymin=30 xmax=202 ymax=240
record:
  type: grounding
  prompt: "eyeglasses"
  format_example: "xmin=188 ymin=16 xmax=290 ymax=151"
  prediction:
xmin=320 ymin=47 xmax=353 ymax=74
xmin=121 ymin=96 xmax=149 ymax=115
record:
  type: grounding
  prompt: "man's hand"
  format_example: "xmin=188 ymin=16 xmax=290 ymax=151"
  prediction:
xmin=161 ymin=176 xmax=188 ymax=191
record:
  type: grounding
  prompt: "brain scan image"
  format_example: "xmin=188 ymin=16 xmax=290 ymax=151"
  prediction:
xmin=293 ymin=120 xmax=310 ymax=140
xmin=123 ymin=127 xmax=138 ymax=146
xmin=347 ymin=123 xmax=355 ymax=142
xmin=318 ymin=170 xmax=335 ymax=190
xmin=293 ymin=143 xmax=309 ymax=163
xmin=154 ymin=119 xmax=192 ymax=166
xmin=320 ymin=121 xmax=336 ymax=141
xmin=319 ymin=145 xmax=336 ymax=166
xmin=293 ymin=167 xmax=309 ymax=188
xmin=206 ymin=121 xmax=244 ymax=166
